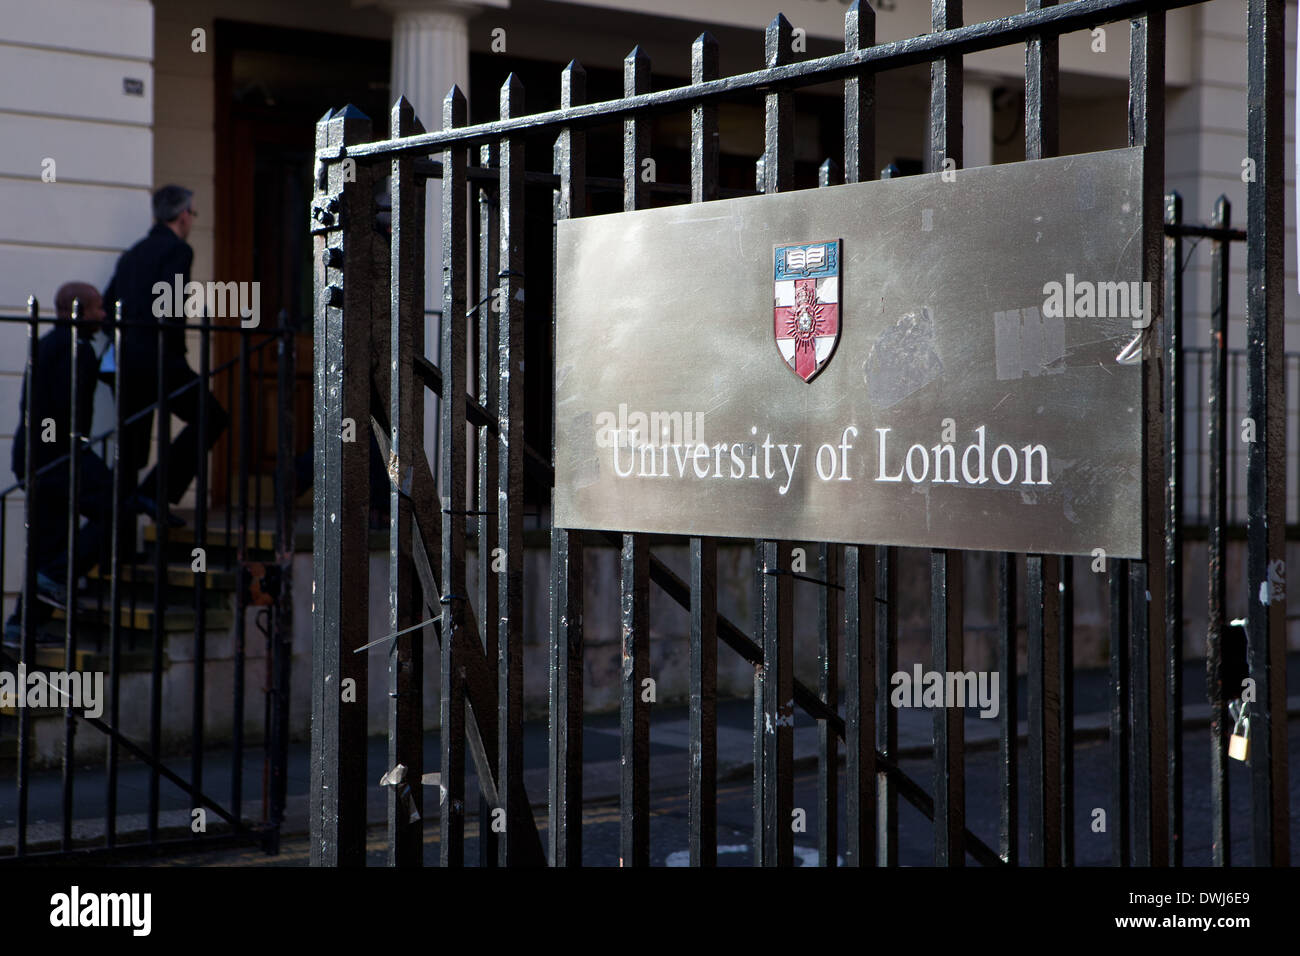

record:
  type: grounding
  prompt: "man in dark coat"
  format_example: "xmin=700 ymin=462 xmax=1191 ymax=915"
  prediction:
xmin=103 ymin=184 xmax=228 ymax=522
xmin=5 ymin=283 xmax=115 ymax=646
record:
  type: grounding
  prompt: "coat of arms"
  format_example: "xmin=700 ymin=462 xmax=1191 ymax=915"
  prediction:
xmin=774 ymin=239 xmax=841 ymax=382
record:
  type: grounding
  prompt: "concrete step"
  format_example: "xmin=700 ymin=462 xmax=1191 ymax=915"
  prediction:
xmin=85 ymin=564 xmax=235 ymax=607
xmin=1 ymin=643 xmax=155 ymax=676
xmin=0 ymin=645 xmax=152 ymax=717
xmin=0 ymin=704 xmax=74 ymax=718
xmin=144 ymin=524 xmax=276 ymax=553
xmin=88 ymin=564 xmax=238 ymax=591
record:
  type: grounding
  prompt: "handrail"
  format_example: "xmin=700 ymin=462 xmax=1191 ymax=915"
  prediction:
xmin=0 ymin=329 xmax=283 ymax=500
xmin=0 ymin=313 xmax=296 ymax=332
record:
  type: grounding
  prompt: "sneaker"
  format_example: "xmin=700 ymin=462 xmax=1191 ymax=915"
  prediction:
xmin=35 ymin=572 xmax=67 ymax=610
xmin=3 ymin=617 xmax=64 ymax=650
xmin=128 ymin=493 xmax=186 ymax=528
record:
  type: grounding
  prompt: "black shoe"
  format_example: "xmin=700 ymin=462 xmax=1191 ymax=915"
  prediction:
xmin=128 ymin=493 xmax=186 ymax=528
xmin=4 ymin=616 xmax=64 ymax=650
xmin=35 ymin=572 xmax=68 ymax=610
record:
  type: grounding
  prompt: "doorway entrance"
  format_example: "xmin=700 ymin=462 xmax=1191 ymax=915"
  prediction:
xmin=211 ymin=20 xmax=391 ymax=502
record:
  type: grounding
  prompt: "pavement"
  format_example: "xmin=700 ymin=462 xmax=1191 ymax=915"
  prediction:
xmin=3 ymin=656 xmax=1299 ymax=865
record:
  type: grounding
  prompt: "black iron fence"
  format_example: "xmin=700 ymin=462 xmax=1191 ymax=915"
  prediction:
xmin=1182 ymin=345 xmax=1300 ymax=529
xmin=0 ymin=304 xmax=296 ymax=860
xmin=309 ymin=0 xmax=1290 ymax=867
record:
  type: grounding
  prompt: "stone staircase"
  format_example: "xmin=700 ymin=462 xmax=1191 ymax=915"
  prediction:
xmin=1 ymin=521 xmax=277 ymax=768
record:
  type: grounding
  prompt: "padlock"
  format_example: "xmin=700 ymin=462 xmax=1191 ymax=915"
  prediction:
xmin=1228 ymin=712 xmax=1250 ymax=762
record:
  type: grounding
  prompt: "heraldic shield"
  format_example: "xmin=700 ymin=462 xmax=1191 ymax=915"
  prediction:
xmin=773 ymin=239 xmax=841 ymax=382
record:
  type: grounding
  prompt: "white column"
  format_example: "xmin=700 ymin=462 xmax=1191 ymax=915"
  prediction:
xmin=384 ymin=0 xmax=477 ymax=473
xmin=963 ymin=76 xmax=995 ymax=170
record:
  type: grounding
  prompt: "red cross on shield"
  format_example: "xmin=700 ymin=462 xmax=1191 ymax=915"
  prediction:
xmin=773 ymin=239 xmax=841 ymax=382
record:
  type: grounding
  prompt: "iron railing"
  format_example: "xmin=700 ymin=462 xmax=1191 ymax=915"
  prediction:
xmin=309 ymin=0 xmax=1291 ymax=867
xmin=1182 ymin=343 xmax=1300 ymax=529
xmin=0 ymin=305 xmax=296 ymax=861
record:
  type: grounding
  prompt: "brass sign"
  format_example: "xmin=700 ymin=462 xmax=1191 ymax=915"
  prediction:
xmin=554 ymin=147 xmax=1147 ymax=558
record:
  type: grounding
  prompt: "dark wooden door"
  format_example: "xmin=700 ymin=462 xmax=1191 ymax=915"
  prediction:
xmin=212 ymin=20 xmax=389 ymax=503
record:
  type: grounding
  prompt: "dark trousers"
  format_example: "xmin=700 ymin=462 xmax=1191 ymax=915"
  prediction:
xmin=6 ymin=450 xmax=114 ymax=631
xmin=119 ymin=348 xmax=229 ymax=504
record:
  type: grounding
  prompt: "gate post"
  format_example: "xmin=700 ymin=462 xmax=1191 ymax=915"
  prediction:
xmin=439 ymin=85 xmax=470 ymax=867
xmin=754 ymin=14 xmax=795 ymax=870
xmin=389 ymin=95 xmax=427 ymax=868
xmin=1244 ymin=0 xmax=1289 ymax=866
xmin=1163 ymin=191 xmax=1185 ymax=867
xmin=497 ymin=73 xmax=529 ymax=867
xmin=550 ymin=60 xmax=587 ymax=868
xmin=269 ymin=304 xmax=297 ymax=852
xmin=1128 ymin=8 xmax=1168 ymax=868
xmin=619 ymin=48 xmax=651 ymax=868
xmin=477 ymin=141 xmax=501 ymax=868
xmin=928 ymin=0 xmax=965 ymax=868
xmin=310 ymin=104 xmax=373 ymax=867
xmin=687 ymin=34 xmax=718 ymax=870
xmin=1206 ymin=195 xmax=1232 ymax=866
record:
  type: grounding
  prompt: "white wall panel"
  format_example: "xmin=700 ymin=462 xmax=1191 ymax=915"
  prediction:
xmin=0 ymin=45 xmax=152 ymax=125
xmin=0 ymin=244 xmax=123 ymax=317
xmin=0 ymin=180 xmax=150 ymax=250
xmin=0 ymin=114 xmax=152 ymax=185
xmin=0 ymin=0 xmax=151 ymax=59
